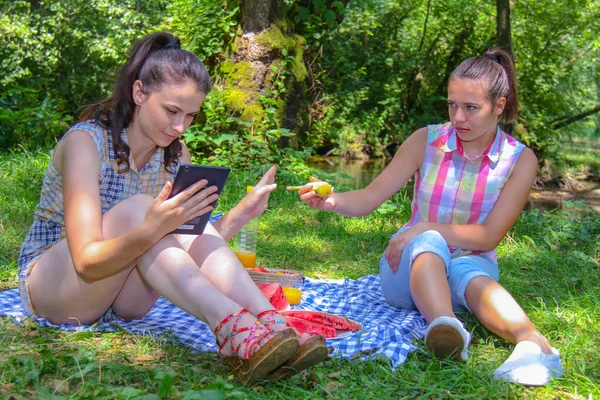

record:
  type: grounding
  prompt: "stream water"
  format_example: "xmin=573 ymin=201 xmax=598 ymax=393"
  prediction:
xmin=308 ymin=156 xmax=600 ymax=213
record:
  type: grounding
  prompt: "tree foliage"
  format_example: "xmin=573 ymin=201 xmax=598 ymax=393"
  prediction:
xmin=311 ymin=0 xmax=496 ymax=157
xmin=0 ymin=0 xmax=165 ymax=149
xmin=313 ymin=0 xmax=599 ymax=159
xmin=166 ymin=0 xmax=240 ymax=71
xmin=513 ymin=0 xmax=600 ymax=158
xmin=1 ymin=0 xmax=598 ymax=166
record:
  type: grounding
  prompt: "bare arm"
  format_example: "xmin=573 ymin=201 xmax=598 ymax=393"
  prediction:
xmin=300 ymin=127 xmax=428 ymax=216
xmin=212 ymin=167 xmax=278 ymax=242
xmin=61 ymin=133 xmax=217 ymax=283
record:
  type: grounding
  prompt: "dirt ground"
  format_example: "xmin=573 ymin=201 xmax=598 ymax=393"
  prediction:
xmin=528 ymin=181 xmax=600 ymax=213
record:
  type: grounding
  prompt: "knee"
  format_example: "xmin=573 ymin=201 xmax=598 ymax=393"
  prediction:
xmin=408 ymin=230 xmax=451 ymax=265
xmin=417 ymin=230 xmax=447 ymax=246
xmin=104 ymin=194 xmax=154 ymax=235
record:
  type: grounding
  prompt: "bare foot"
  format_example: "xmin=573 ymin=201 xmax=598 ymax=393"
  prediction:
xmin=256 ymin=310 xmax=292 ymax=334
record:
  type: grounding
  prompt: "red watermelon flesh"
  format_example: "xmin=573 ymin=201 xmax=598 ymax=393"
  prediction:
xmin=281 ymin=310 xmax=361 ymax=331
xmin=285 ymin=317 xmax=337 ymax=338
xmin=257 ymin=283 xmax=290 ymax=311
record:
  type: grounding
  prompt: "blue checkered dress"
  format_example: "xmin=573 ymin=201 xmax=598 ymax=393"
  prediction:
xmin=17 ymin=121 xmax=179 ymax=311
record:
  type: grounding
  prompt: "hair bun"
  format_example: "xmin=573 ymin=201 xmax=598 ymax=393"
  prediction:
xmin=152 ymin=32 xmax=181 ymax=52
xmin=163 ymin=40 xmax=181 ymax=50
xmin=484 ymin=53 xmax=500 ymax=63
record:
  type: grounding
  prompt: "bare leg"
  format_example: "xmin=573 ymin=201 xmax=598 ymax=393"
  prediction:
xmin=410 ymin=252 xmax=455 ymax=322
xmin=131 ymin=231 xmax=251 ymax=331
xmin=121 ymin=223 xmax=292 ymax=356
xmin=28 ymin=194 xmax=161 ymax=324
xmin=28 ymin=195 xmax=262 ymax=341
xmin=178 ymin=227 xmax=278 ymax=317
xmin=27 ymin=194 xmax=298 ymax=377
xmin=409 ymin=252 xmax=471 ymax=360
xmin=465 ymin=276 xmax=553 ymax=354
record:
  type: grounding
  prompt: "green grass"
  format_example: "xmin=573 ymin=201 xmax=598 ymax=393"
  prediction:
xmin=544 ymin=136 xmax=600 ymax=183
xmin=1 ymin=149 xmax=599 ymax=399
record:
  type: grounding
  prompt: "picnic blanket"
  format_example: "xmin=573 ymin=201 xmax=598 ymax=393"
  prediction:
xmin=0 ymin=274 xmax=427 ymax=369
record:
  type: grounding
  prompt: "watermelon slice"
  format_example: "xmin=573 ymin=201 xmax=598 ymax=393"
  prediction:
xmin=285 ymin=317 xmax=337 ymax=338
xmin=281 ymin=310 xmax=361 ymax=331
xmin=257 ymin=282 xmax=290 ymax=311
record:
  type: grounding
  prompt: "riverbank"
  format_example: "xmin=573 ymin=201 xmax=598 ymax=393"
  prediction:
xmin=528 ymin=181 xmax=600 ymax=212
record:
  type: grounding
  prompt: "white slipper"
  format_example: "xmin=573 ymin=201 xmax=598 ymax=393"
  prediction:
xmin=424 ymin=316 xmax=471 ymax=361
xmin=493 ymin=341 xmax=563 ymax=386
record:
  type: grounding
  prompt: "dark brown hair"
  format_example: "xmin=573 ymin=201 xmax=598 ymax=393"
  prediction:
xmin=449 ymin=49 xmax=519 ymax=124
xmin=80 ymin=32 xmax=211 ymax=173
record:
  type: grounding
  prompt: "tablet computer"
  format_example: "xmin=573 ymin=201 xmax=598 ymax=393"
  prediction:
xmin=168 ymin=163 xmax=231 ymax=235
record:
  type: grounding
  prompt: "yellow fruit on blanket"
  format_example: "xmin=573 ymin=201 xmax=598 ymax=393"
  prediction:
xmin=282 ymin=287 xmax=302 ymax=304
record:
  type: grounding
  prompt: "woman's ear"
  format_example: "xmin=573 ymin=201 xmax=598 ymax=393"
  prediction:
xmin=495 ymin=97 xmax=507 ymax=116
xmin=132 ymin=80 xmax=146 ymax=105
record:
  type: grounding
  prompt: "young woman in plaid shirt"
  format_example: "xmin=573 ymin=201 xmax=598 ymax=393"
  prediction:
xmin=299 ymin=49 xmax=563 ymax=386
xmin=18 ymin=32 xmax=328 ymax=384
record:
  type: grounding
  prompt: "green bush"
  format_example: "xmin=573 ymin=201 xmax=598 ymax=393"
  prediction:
xmin=0 ymin=88 xmax=72 ymax=150
xmin=0 ymin=0 xmax=165 ymax=148
xmin=167 ymin=0 xmax=239 ymax=70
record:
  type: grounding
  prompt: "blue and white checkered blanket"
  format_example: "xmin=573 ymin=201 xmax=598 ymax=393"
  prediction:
xmin=0 ymin=274 xmax=427 ymax=369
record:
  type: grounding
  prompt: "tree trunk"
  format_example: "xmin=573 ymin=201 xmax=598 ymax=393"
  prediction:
xmin=242 ymin=0 xmax=280 ymax=32
xmin=496 ymin=0 xmax=516 ymax=134
xmin=596 ymin=63 xmax=600 ymax=132
xmin=496 ymin=0 xmax=514 ymax=60
xmin=221 ymin=0 xmax=308 ymax=147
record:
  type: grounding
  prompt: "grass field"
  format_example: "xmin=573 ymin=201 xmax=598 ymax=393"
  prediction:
xmin=1 ymin=149 xmax=599 ymax=399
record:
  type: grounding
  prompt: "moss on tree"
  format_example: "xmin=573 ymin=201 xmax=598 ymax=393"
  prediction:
xmin=220 ymin=21 xmax=308 ymax=128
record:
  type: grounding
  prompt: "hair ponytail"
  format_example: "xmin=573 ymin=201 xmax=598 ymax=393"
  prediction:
xmin=449 ymin=48 xmax=520 ymax=125
xmin=80 ymin=32 xmax=211 ymax=173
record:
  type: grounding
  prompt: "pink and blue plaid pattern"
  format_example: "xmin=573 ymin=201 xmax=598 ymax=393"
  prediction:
xmin=404 ymin=122 xmax=525 ymax=261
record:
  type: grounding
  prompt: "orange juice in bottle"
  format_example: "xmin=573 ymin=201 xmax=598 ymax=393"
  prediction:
xmin=235 ymin=186 xmax=259 ymax=269
xmin=235 ymin=252 xmax=257 ymax=269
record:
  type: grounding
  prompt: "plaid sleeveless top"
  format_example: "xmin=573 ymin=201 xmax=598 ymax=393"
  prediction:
xmin=18 ymin=120 xmax=179 ymax=277
xmin=403 ymin=122 xmax=525 ymax=262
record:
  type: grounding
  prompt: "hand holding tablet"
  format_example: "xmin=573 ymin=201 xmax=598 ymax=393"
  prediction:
xmin=168 ymin=164 xmax=231 ymax=235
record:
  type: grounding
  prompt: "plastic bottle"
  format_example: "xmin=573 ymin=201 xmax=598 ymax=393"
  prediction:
xmin=235 ymin=186 xmax=259 ymax=269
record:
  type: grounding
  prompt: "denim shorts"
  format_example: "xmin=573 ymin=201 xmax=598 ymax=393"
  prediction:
xmin=379 ymin=230 xmax=499 ymax=313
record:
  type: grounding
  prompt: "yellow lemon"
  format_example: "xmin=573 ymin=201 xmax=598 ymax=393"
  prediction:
xmin=285 ymin=181 xmax=332 ymax=197
xmin=282 ymin=287 xmax=302 ymax=304
xmin=312 ymin=182 xmax=332 ymax=197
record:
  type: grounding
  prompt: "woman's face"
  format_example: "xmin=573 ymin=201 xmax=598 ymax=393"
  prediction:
xmin=447 ymin=78 xmax=505 ymax=146
xmin=133 ymin=80 xmax=206 ymax=148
